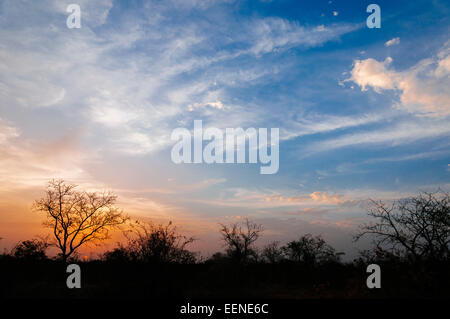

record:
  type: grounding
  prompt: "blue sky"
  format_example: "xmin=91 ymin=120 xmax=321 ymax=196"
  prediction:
xmin=0 ymin=0 xmax=449 ymax=258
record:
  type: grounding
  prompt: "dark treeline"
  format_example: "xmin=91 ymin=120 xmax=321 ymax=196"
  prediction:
xmin=1 ymin=180 xmax=449 ymax=298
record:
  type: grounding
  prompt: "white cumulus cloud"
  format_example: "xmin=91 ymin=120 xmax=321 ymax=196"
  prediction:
xmin=347 ymin=43 xmax=450 ymax=116
xmin=385 ymin=37 xmax=400 ymax=47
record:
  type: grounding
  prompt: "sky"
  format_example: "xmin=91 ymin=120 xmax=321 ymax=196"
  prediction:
xmin=0 ymin=0 xmax=449 ymax=259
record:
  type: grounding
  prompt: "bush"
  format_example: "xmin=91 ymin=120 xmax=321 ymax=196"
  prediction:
xmin=12 ymin=239 xmax=49 ymax=261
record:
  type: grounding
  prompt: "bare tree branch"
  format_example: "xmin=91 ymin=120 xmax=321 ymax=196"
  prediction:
xmin=33 ymin=179 xmax=128 ymax=262
xmin=354 ymin=191 xmax=450 ymax=262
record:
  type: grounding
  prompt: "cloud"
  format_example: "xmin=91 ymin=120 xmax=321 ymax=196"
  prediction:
xmin=347 ymin=43 xmax=450 ymax=116
xmin=164 ymin=0 xmax=234 ymax=10
xmin=305 ymin=119 xmax=450 ymax=153
xmin=281 ymin=112 xmax=386 ymax=140
xmin=284 ymin=207 xmax=329 ymax=217
xmin=0 ymin=120 xmax=91 ymax=192
xmin=365 ymin=149 xmax=450 ymax=163
xmin=182 ymin=186 xmax=354 ymax=214
xmin=385 ymin=37 xmax=400 ymax=47
xmin=299 ymin=42 xmax=450 ymax=156
xmin=0 ymin=119 xmax=19 ymax=144
xmin=0 ymin=0 xmax=363 ymax=160
xmin=247 ymin=17 xmax=358 ymax=56
xmin=310 ymin=191 xmax=344 ymax=204
xmin=347 ymin=57 xmax=396 ymax=92
xmin=51 ymin=0 xmax=114 ymax=27
xmin=1 ymin=0 xmax=447 ymax=261
xmin=188 ymin=100 xmax=224 ymax=111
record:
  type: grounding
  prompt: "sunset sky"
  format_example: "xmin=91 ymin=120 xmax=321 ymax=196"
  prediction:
xmin=0 ymin=0 xmax=449 ymax=259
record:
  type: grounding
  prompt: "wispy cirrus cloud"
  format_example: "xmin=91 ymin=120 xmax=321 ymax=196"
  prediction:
xmin=281 ymin=112 xmax=387 ymax=140
xmin=0 ymin=0 xmax=360 ymax=158
xmin=245 ymin=18 xmax=359 ymax=56
xmin=1 ymin=0 xmax=448 ymax=258
xmin=304 ymin=119 xmax=450 ymax=154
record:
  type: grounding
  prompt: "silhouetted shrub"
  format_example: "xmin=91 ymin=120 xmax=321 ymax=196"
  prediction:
xmin=12 ymin=239 xmax=49 ymax=261
xmin=282 ymin=234 xmax=343 ymax=266
xmin=105 ymin=221 xmax=197 ymax=264
xmin=102 ymin=245 xmax=131 ymax=263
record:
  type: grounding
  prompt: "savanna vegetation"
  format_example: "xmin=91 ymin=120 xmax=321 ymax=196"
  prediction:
xmin=1 ymin=180 xmax=449 ymax=299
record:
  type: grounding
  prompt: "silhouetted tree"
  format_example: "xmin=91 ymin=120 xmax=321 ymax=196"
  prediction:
xmin=33 ymin=179 xmax=128 ymax=262
xmin=219 ymin=218 xmax=263 ymax=263
xmin=12 ymin=239 xmax=49 ymax=261
xmin=354 ymin=245 xmax=401 ymax=266
xmin=282 ymin=234 xmax=342 ymax=265
xmin=118 ymin=221 xmax=196 ymax=264
xmin=262 ymin=241 xmax=284 ymax=263
xmin=354 ymin=191 xmax=450 ymax=262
